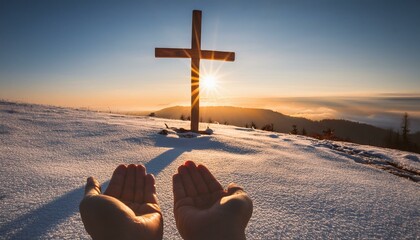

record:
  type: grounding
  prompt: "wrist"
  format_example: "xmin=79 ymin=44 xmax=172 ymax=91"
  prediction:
xmin=183 ymin=230 xmax=246 ymax=240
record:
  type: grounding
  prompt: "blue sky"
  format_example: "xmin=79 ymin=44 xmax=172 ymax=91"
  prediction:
xmin=1 ymin=0 xmax=419 ymax=130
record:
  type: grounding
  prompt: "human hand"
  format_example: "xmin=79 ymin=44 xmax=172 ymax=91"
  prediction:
xmin=80 ymin=164 xmax=163 ymax=240
xmin=173 ymin=161 xmax=253 ymax=240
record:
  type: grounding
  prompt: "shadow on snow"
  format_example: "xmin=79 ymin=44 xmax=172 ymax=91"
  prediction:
xmin=0 ymin=135 xmax=190 ymax=239
xmin=0 ymin=132 xmax=254 ymax=238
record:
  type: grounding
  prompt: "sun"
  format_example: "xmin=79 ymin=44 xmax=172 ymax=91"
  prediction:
xmin=201 ymin=74 xmax=218 ymax=91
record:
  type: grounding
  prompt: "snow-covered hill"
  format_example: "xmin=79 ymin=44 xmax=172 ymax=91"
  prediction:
xmin=0 ymin=101 xmax=419 ymax=239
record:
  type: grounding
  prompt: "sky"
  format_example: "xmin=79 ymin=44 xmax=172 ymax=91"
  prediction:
xmin=1 ymin=0 xmax=420 ymax=131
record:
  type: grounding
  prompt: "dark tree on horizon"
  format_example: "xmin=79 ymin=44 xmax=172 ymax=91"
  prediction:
xmin=322 ymin=128 xmax=335 ymax=139
xmin=291 ymin=125 xmax=298 ymax=135
xmin=401 ymin=112 xmax=410 ymax=144
xmin=261 ymin=123 xmax=274 ymax=131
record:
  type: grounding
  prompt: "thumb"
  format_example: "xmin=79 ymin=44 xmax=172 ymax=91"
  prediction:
xmin=84 ymin=177 xmax=101 ymax=197
xmin=227 ymin=183 xmax=245 ymax=195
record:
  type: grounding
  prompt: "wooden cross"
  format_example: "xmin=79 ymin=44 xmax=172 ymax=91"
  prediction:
xmin=155 ymin=10 xmax=235 ymax=133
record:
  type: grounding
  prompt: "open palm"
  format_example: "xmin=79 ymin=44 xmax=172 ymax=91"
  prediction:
xmin=80 ymin=164 xmax=163 ymax=240
xmin=173 ymin=161 xmax=253 ymax=240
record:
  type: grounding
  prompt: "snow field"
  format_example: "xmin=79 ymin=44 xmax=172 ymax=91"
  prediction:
xmin=0 ymin=102 xmax=419 ymax=239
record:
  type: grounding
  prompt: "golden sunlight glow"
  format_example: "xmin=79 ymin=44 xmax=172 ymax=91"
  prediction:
xmin=198 ymin=61 xmax=231 ymax=102
xmin=201 ymin=74 xmax=217 ymax=91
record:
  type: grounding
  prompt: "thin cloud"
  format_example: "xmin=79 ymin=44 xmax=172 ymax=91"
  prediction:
xmin=217 ymin=94 xmax=420 ymax=132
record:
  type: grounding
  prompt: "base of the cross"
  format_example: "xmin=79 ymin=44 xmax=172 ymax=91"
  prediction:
xmin=155 ymin=10 xmax=235 ymax=135
xmin=159 ymin=125 xmax=213 ymax=137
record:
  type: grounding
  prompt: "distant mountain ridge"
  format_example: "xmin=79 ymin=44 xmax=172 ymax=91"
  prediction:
xmin=154 ymin=106 xmax=420 ymax=149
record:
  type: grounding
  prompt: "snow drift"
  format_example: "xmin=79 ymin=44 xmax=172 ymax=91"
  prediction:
xmin=0 ymin=101 xmax=419 ymax=239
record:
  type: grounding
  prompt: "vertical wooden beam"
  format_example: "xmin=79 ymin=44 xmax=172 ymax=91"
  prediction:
xmin=155 ymin=10 xmax=234 ymax=133
xmin=191 ymin=10 xmax=202 ymax=132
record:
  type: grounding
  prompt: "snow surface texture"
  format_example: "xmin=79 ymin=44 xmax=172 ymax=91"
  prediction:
xmin=0 ymin=101 xmax=419 ymax=239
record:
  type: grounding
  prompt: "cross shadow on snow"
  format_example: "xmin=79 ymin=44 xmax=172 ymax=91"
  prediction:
xmin=152 ymin=133 xmax=255 ymax=154
xmin=0 ymin=138 xmax=186 ymax=239
xmin=1 ymin=133 xmax=252 ymax=239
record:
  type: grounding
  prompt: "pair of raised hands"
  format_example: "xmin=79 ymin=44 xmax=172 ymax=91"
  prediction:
xmin=80 ymin=161 xmax=253 ymax=240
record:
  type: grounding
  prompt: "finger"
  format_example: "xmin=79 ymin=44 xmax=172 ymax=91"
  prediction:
xmin=211 ymin=190 xmax=225 ymax=203
xmin=185 ymin=161 xmax=209 ymax=195
xmin=134 ymin=165 xmax=146 ymax=203
xmin=121 ymin=164 xmax=136 ymax=202
xmin=178 ymin=165 xmax=198 ymax=197
xmin=197 ymin=164 xmax=223 ymax=193
xmin=84 ymin=177 xmax=101 ymax=197
xmin=144 ymin=174 xmax=158 ymax=204
xmin=104 ymin=165 xmax=127 ymax=198
xmin=227 ymin=183 xmax=245 ymax=195
xmin=172 ymin=173 xmax=187 ymax=204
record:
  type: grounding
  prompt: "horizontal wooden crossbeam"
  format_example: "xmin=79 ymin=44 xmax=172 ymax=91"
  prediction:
xmin=155 ymin=10 xmax=235 ymax=132
xmin=155 ymin=48 xmax=235 ymax=61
